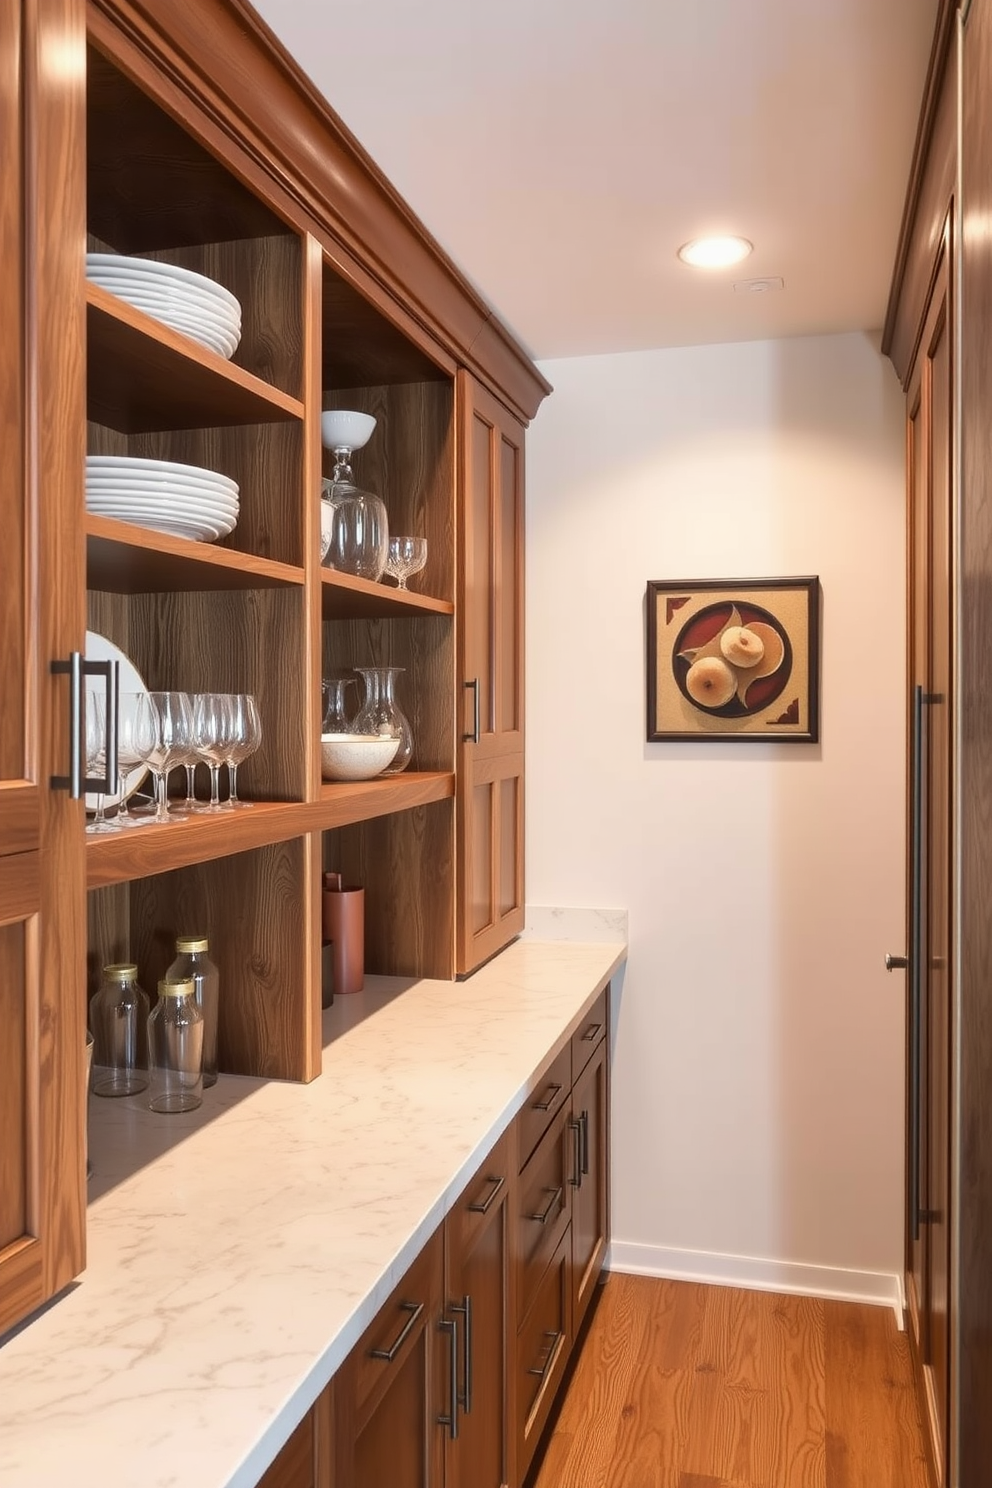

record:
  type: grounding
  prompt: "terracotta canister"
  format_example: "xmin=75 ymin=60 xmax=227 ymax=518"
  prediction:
xmin=322 ymin=871 xmax=365 ymax=997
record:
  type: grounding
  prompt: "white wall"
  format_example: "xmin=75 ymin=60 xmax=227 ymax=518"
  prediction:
xmin=526 ymin=332 xmax=908 ymax=1306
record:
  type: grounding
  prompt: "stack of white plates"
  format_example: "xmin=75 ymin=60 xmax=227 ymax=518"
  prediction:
xmin=85 ymin=455 xmax=240 ymax=543
xmin=86 ymin=253 xmax=242 ymax=359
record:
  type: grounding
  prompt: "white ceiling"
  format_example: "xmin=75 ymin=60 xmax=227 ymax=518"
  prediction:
xmin=251 ymin=0 xmax=939 ymax=363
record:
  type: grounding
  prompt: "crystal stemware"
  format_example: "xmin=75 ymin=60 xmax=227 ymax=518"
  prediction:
xmin=192 ymin=692 xmax=234 ymax=813
xmin=384 ymin=535 xmax=428 ymax=590
xmin=115 ymin=691 xmax=157 ymax=827
xmin=220 ymin=693 xmax=262 ymax=809
xmin=145 ymin=691 xmax=194 ymax=824
xmin=84 ymin=690 xmax=117 ymax=835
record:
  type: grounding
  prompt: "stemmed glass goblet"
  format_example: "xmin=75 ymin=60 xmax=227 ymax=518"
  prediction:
xmin=145 ymin=692 xmax=194 ymax=824
xmin=220 ymin=693 xmax=262 ymax=809
xmin=192 ymin=693 xmax=234 ymax=813
xmin=84 ymin=690 xmax=116 ymax=835
xmin=384 ymin=535 xmax=427 ymax=591
xmin=115 ymin=691 xmax=157 ymax=827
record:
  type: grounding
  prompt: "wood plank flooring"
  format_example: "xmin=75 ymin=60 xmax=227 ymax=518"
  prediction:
xmin=527 ymin=1274 xmax=930 ymax=1488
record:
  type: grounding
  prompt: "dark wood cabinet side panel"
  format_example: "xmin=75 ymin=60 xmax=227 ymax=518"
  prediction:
xmin=956 ymin=2 xmax=992 ymax=1479
xmin=883 ymin=0 xmax=957 ymax=384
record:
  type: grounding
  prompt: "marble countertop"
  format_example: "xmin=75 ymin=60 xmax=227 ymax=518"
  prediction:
xmin=0 ymin=937 xmax=625 ymax=1488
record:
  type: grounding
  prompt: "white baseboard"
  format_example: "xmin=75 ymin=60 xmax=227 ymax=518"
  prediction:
xmin=606 ymin=1240 xmax=906 ymax=1329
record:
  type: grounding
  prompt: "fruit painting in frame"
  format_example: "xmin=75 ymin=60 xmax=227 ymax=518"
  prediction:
xmin=646 ymin=576 xmax=820 ymax=742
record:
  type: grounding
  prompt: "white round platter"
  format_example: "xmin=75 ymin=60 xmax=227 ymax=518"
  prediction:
xmin=86 ymin=456 xmax=239 ymax=494
xmin=84 ymin=630 xmax=149 ymax=811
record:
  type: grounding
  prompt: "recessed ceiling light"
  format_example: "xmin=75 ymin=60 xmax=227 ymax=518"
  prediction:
xmin=677 ymin=236 xmax=753 ymax=269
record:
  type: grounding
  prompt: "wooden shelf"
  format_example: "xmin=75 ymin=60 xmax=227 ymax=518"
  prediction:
xmin=321 ymin=569 xmax=454 ymax=620
xmin=86 ymin=514 xmax=306 ymax=592
xmin=86 ymin=774 xmax=454 ymax=888
xmin=87 ymin=286 xmax=304 ymax=433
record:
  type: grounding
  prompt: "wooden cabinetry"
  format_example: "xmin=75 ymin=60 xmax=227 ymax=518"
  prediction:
xmin=0 ymin=0 xmax=87 ymax=1339
xmin=1 ymin=0 xmax=549 ymax=1341
xmin=457 ymin=373 xmax=526 ymax=975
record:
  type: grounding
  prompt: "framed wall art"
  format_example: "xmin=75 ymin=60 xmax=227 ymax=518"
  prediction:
xmin=646 ymin=576 xmax=820 ymax=743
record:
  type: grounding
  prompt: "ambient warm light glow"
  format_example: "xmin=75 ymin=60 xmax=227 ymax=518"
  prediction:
xmin=677 ymin=236 xmax=754 ymax=269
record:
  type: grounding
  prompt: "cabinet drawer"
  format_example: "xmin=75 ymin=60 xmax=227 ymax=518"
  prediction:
xmin=517 ymin=1102 xmax=570 ymax=1321
xmin=517 ymin=1042 xmax=571 ymax=1170
xmin=350 ymin=1224 xmax=443 ymax=1422
xmin=515 ymin=1226 xmax=571 ymax=1481
xmin=449 ymin=1126 xmax=512 ymax=1260
xmin=571 ymin=987 xmax=608 ymax=1081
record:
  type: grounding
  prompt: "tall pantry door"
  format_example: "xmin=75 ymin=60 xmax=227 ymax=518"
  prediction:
xmin=0 ymin=0 xmax=87 ymax=1338
xmin=905 ymin=229 xmax=952 ymax=1484
xmin=456 ymin=373 xmax=525 ymax=975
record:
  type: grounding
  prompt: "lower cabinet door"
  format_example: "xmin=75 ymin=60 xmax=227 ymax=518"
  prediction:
xmin=335 ymin=1228 xmax=445 ymax=1488
xmin=514 ymin=1226 xmax=572 ymax=1483
xmin=571 ymin=1037 xmax=608 ymax=1331
xmin=444 ymin=1129 xmax=512 ymax=1488
xmin=255 ymin=1411 xmax=317 ymax=1488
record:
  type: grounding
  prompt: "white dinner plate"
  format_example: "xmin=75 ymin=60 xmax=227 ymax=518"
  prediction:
xmin=135 ymin=517 xmax=228 ymax=541
xmin=85 ymin=472 xmax=240 ymax=501
xmin=90 ymin=281 xmax=243 ymax=331
xmin=86 ymin=456 xmax=239 ymax=494
xmin=85 ymin=253 xmax=241 ymax=315
xmin=84 ymin=630 xmax=150 ymax=811
xmin=86 ymin=500 xmax=236 ymax=535
xmin=85 ymin=483 xmax=240 ymax=515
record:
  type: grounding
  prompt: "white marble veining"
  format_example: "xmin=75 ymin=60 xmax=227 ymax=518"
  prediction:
xmin=0 ymin=938 xmax=624 ymax=1488
xmin=523 ymin=904 xmax=629 ymax=943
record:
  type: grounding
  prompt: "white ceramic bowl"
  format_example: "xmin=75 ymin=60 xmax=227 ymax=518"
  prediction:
xmin=320 ymin=409 xmax=377 ymax=452
xmin=320 ymin=732 xmax=399 ymax=781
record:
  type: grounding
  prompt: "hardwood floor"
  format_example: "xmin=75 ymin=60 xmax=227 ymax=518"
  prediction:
xmin=527 ymin=1273 xmax=930 ymax=1488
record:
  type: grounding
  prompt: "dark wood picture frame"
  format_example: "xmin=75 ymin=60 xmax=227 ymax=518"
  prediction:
xmin=646 ymin=576 xmax=820 ymax=743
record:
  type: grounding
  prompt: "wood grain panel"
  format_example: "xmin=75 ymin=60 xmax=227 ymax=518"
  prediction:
xmin=86 ymin=44 xmax=284 ymax=248
xmin=0 ymin=920 xmax=28 ymax=1251
xmin=0 ymin=784 xmax=39 ymax=858
xmin=956 ymin=1 xmax=992 ymax=1479
xmin=331 ymin=796 xmax=455 ymax=980
xmin=322 ymin=264 xmax=448 ymax=390
xmin=129 ymin=836 xmax=313 ymax=1080
xmin=255 ymin=1412 xmax=315 ymax=1488
xmin=90 ymin=587 xmax=307 ymax=802
xmin=0 ymin=0 xmax=25 ymax=793
xmin=28 ymin=0 xmax=89 ymax=1315
xmin=882 ymin=4 xmax=956 ymax=384
xmin=131 ymin=419 xmax=304 ymax=569
xmin=321 ymin=571 xmax=454 ymax=622
xmin=322 ymin=380 xmax=455 ymax=605
xmin=146 ymin=235 xmax=304 ymax=400
xmin=86 ymin=882 xmax=131 ymax=1001
xmin=0 ymin=852 xmax=41 ymax=926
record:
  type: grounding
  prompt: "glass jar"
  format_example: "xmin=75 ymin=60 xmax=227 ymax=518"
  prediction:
xmin=147 ymin=977 xmax=203 ymax=1114
xmin=166 ymin=936 xmax=219 ymax=1087
xmin=321 ymin=676 xmax=356 ymax=734
xmin=321 ymin=445 xmax=389 ymax=581
xmin=90 ymin=963 xmax=150 ymax=1097
xmin=352 ymin=665 xmax=413 ymax=774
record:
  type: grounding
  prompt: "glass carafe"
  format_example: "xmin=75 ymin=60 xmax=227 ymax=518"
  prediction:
xmin=166 ymin=936 xmax=219 ymax=1088
xmin=352 ymin=666 xmax=412 ymax=774
xmin=147 ymin=977 xmax=203 ymax=1114
xmin=321 ymin=447 xmax=389 ymax=581
xmin=321 ymin=676 xmax=356 ymax=734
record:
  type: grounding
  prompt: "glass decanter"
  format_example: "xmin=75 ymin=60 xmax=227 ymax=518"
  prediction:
xmin=320 ymin=411 xmax=388 ymax=581
xmin=352 ymin=665 xmax=413 ymax=774
xmin=321 ymin=676 xmax=356 ymax=733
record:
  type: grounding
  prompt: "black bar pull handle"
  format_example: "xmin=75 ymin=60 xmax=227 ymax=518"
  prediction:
xmin=369 ymin=1300 xmax=424 ymax=1362
xmin=51 ymin=654 xmax=118 ymax=798
xmin=463 ymin=678 xmax=480 ymax=743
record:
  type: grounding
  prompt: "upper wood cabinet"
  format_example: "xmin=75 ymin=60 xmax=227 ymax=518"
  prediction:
xmin=0 ymin=0 xmax=87 ymax=1338
xmin=456 ymin=373 xmax=526 ymax=975
xmin=0 ymin=0 xmax=548 ymax=1342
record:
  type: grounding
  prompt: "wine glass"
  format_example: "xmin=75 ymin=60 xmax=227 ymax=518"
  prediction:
xmin=220 ymin=693 xmax=262 ymax=809
xmin=192 ymin=693 xmax=234 ymax=813
xmin=115 ymin=692 xmax=157 ymax=827
xmin=84 ymin=690 xmax=117 ymax=835
xmin=384 ymin=535 xmax=427 ymax=590
xmin=177 ymin=693 xmax=207 ymax=812
xmin=145 ymin=692 xmax=194 ymax=824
